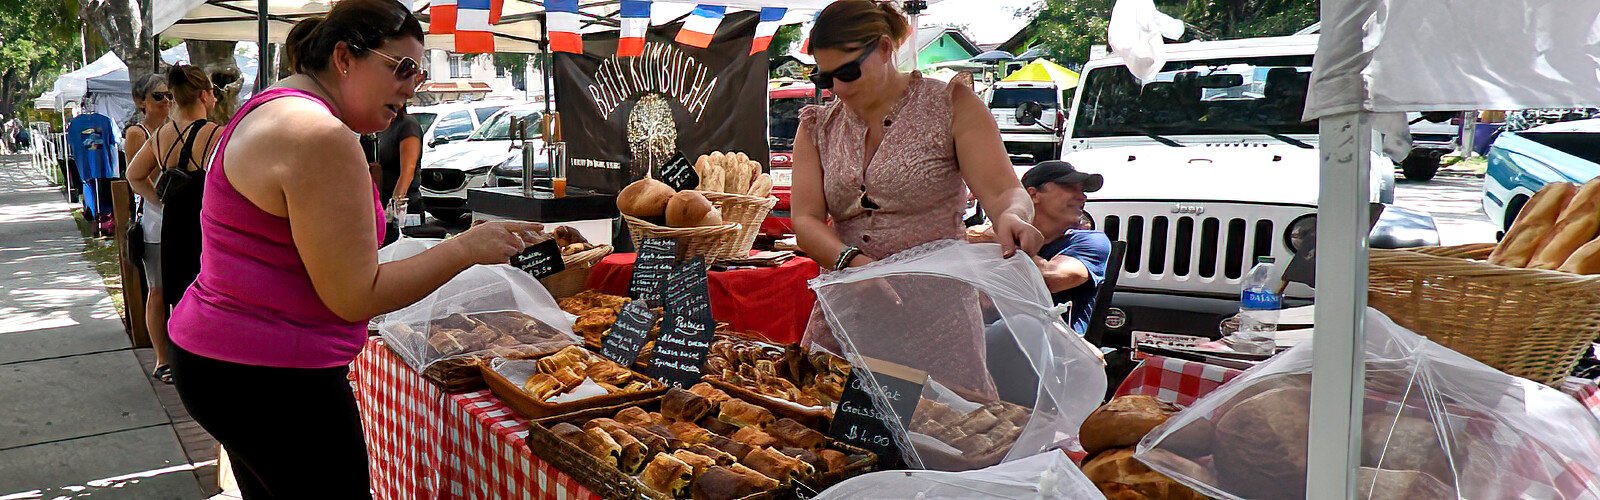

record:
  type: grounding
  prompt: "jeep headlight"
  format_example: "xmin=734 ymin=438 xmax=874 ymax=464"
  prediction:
xmin=1285 ymin=214 xmax=1316 ymax=253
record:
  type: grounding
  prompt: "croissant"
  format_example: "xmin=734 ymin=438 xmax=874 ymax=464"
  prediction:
xmin=693 ymin=464 xmax=779 ymax=500
xmin=730 ymin=427 xmax=780 ymax=449
xmin=581 ymin=427 xmax=622 ymax=468
xmin=742 ymin=446 xmax=814 ymax=483
xmin=584 ymin=361 xmax=634 ymax=386
xmin=667 ymin=421 xmax=716 ymax=445
xmin=639 ymin=453 xmax=694 ymax=499
xmin=819 ymin=449 xmax=851 ymax=473
xmin=671 ymin=449 xmax=720 ymax=477
xmin=522 ymin=373 xmax=564 ymax=401
xmin=718 ymin=399 xmax=775 ymax=429
xmin=551 ymin=365 xmax=586 ymax=390
xmin=662 ymin=387 xmax=713 ymax=422
xmin=688 ymin=382 xmax=733 ymax=407
xmin=768 ymin=418 xmax=828 ymax=450
xmin=706 ymin=435 xmax=755 ymax=462
xmin=687 ymin=444 xmax=739 ymax=466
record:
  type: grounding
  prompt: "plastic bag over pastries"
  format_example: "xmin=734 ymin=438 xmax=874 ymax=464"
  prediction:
xmin=809 ymin=240 xmax=1107 ymax=471
xmin=1136 ymin=308 xmax=1600 ymax=500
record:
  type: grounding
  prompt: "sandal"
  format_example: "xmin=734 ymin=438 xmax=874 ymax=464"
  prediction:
xmin=152 ymin=365 xmax=174 ymax=385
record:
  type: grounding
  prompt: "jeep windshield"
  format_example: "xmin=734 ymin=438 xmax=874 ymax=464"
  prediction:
xmin=990 ymin=87 xmax=1058 ymax=109
xmin=1072 ymin=55 xmax=1315 ymax=138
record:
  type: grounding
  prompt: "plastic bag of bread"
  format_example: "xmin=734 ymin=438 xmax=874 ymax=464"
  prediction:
xmin=807 ymin=240 xmax=1106 ymax=472
xmin=377 ymin=254 xmax=583 ymax=389
xmin=1135 ymin=308 xmax=1600 ymax=500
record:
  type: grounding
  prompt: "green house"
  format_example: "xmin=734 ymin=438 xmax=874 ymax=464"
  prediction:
xmin=898 ymin=27 xmax=983 ymax=70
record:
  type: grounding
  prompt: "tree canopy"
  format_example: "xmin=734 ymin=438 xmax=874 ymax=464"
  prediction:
xmin=1019 ymin=0 xmax=1319 ymax=66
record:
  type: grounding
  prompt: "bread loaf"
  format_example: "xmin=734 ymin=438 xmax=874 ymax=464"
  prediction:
xmin=1213 ymin=387 xmax=1312 ymax=498
xmin=1358 ymin=467 xmax=1453 ymax=499
xmin=665 ymin=191 xmax=723 ymax=227
xmin=617 ymin=178 xmax=675 ymax=219
xmin=1529 ymin=179 xmax=1600 ymax=269
xmin=1490 ymin=182 xmax=1577 ymax=267
xmin=699 ymin=163 xmax=727 ymax=193
xmin=1559 ymin=234 xmax=1600 ymax=273
xmin=1080 ymin=395 xmax=1179 ymax=458
xmin=748 ymin=173 xmax=773 ymax=197
xmin=1080 ymin=448 xmax=1210 ymax=500
xmin=726 ymin=159 xmax=753 ymax=194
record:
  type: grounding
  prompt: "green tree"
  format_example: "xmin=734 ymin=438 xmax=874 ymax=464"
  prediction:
xmin=1020 ymin=0 xmax=1319 ymax=66
xmin=0 ymin=0 xmax=80 ymax=121
xmin=1018 ymin=0 xmax=1115 ymax=65
xmin=766 ymin=24 xmax=803 ymax=60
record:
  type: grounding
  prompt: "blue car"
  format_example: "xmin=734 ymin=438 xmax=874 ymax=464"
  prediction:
xmin=1482 ymin=119 xmax=1600 ymax=237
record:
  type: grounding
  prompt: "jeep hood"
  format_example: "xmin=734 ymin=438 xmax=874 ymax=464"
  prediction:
xmin=1060 ymin=145 xmax=1383 ymax=206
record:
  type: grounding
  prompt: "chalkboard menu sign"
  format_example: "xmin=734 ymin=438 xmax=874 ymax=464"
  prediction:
xmin=601 ymin=301 xmax=658 ymax=366
xmin=828 ymin=357 xmax=928 ymax=468
xmin=629 ymin=237 xmax=679 ymax=304
xmin=510 ymin=238 xmax=566 ymax=279
xmin=659 ymin=152 xmax=699 ymax=192
xmin=646 ymin=257 xmax=715 ymax=389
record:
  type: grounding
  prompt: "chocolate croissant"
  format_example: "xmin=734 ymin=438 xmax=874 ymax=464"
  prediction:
xmin=662 ymin=387 xmax=713 ymax=422
xmin=639 ymin=453 xmax=694 ymax=499
xmin=667 ymin=421 xmax=716 ymax=446
xmin=777 ymin=447 xmax=825 ymax=474
xmin=581 ymin=427 xmax=622 ymax=468
xmin=614 ymin=406 xmax=658 ymax=427
xmin=688 ymin=382 xmax=733 ymax=407
xmin=609 ymin=428 xmax=647 ymax=474
xmin=706 ymin=435 xmax=755 ymax=463
xmin=768 ymin=418 xmax=827 ymax=450
xmin=742 ymin=446 xmax=814 ymax=483
xmin=692 ymin=464 xmax=779 ymax=500
xmin=717 ymin=399 xmax=775 ymax=429
xmin=550 ymin=422 xmax=586 ymax=445
xmin=671 ymin=449 xmax=720 ymax=477
xmin=818 ymin=449 xmax=850 ymax=473
xmin=730 ymin=427 xmax=780 ymax=449
xmin=687 ymin=444 xmax=739 ymax=466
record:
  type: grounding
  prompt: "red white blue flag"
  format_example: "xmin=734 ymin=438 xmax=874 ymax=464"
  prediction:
xmin=429 ymin=0 xmax=458 ymax=35
xmin=749 ymin=7 xmax=786 ymax=55
xmin=617 ymin=0 xmax=651 ymax=57
xmin=547 ymin=0 xmax=583 ymax=54
xmin=674 ymin=4 xmax=725 ymax=49
xmin=799 ymin=10 xmax=821 ymax=54
xmin=454 ymin=0 xmax=504 ymax=53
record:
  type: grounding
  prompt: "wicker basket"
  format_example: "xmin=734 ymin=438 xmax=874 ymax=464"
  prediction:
xmin=622 ymin=215 xmax=744 ymax=263
xmin=1368 ymin=243 xmax=1600 ymax=385
xmin=541 ymin=244 xmax=613 ymax=299
xmin=696 ymin=190 xmax=778 ymax=256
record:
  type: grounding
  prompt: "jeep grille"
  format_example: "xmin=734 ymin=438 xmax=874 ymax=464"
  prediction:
xmin=1091 ymin=202 xmax=1313 ymax=298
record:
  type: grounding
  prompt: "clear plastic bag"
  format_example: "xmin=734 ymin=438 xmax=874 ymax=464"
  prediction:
xmin=1137 ymin=307 xmax=1600 ymax=500
xmin=809 ymin=240 xmax=1108 ymax=471
xmin=815 ymin=449 xmax=1102 ymax=499
xmin=370 ymin=238 xmax=442 ymax=329
xmin=376 ymin=254 xmax=581 ymax=388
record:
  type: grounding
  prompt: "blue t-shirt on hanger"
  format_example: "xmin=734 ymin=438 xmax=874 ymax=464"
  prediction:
xmin=66 ymin=113 xmax=118 ymax=218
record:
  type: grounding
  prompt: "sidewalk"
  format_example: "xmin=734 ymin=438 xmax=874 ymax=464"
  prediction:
xmin=0 ymin=154 xmax=218 ymax=498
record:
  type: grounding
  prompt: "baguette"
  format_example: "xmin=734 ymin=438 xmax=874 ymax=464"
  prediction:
xmin=1490 ymin=182 xmax=1577 ymax=267
xmin=1530 ymin=179 xmax=1600 ymax=269
xmin=726 ymin=159 xmax=753 ymax=194
xmin=699 ymin=163 xmax=727 ymax=193
xmin=1559 ymin=234 xmax=1600 ymax=274
xmin=748 ymin=173 xmax=773 ymax=197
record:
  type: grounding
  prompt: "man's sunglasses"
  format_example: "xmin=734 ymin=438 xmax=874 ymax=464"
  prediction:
xmin=809 ymin=40 xmax=879 ymax=89
xmin=149 ymin=92 xmax=172 ymax=102
xmin=363 ymin=46 xmax=427 ymax=88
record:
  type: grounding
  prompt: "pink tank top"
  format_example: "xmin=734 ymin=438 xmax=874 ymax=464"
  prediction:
xmin=169 ymin=87 xmax=386 ymax=369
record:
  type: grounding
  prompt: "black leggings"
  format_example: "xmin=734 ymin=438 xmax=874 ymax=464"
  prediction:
xmin=169 ymin=343 xmax=371 ymax=499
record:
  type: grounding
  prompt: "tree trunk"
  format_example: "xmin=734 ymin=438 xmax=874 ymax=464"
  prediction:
xmin=80 ymin=0 xmax=155 ymax=81
xmin=1 ymin=69 xmax=18 ymax=123
xmin=187 ymin=41 xmax=244 ymax=123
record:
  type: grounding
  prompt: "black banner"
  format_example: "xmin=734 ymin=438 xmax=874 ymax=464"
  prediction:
xmin=555 ymin=11 xmax=771 ymax=194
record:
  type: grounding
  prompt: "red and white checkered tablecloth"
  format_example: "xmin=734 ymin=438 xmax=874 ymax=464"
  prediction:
xmin=351 ymin=337 xmax=601 ymax=500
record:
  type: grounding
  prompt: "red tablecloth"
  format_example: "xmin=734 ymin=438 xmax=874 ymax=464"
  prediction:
xmin=351 ymin=337 xmax=600 ymax=500
xmin=583 ymin=253 xmax=820 ymax=344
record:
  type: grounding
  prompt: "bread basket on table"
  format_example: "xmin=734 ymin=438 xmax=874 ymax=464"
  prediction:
xmin=622 ymin=215 xmax=746 ymax=264
xmin=695 ymin=190 xmax=778 ymax=257
xmin=1368 ymin=243 xmax=1600 ymax=385
xmin=541 ymin=244 xmax=613 ymax=299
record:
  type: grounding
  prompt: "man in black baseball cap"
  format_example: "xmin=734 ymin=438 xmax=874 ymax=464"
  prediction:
xmin=1017 ymin=160 xmax=1110 ymax=335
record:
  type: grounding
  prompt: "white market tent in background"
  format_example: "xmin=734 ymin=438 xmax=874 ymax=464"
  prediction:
xmin=48 ymin=52 xmax=136 ymax=129
xmin=1303 ymin=0 xmax=1600 ymax=497
xmin=160 ymin=42 xmax=262 ymax=100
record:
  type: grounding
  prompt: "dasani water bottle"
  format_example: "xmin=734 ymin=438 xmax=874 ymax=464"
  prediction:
xmin=1234 ymin=256 xmax=1280 ymax=354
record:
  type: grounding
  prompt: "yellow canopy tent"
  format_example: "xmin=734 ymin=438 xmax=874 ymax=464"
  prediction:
xmin=1003 ymin=59 xmax=1080 ymax=88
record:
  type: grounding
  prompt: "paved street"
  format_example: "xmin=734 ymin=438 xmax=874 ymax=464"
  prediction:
xmin=1391 ymin=170 xmax=1499 ymax=247
xmin=0 ymin=155 xmax=214 ymax=499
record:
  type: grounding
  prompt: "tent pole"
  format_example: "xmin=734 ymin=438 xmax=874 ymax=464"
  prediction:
xmin=258 ymin=0 xmax=270 ymax=90
xmin=1306 ymin=111 xmax=1370 ymax=500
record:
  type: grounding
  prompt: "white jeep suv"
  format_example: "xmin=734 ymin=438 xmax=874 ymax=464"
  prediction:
xmin=1056 ymin=34 xmax=1436 ymax=341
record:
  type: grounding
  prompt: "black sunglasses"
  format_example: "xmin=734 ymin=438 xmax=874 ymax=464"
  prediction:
xmin=363 ymin=46 xmax=427 ymax=88
xmin=809 ymin=40 xmax=880 ymax=89
xmin=149 ymin=92 xmax=172 ymax=102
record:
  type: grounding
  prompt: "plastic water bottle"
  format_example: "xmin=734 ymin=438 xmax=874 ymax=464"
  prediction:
xmin=1235 ymin=256 xmax=1281 ymax=354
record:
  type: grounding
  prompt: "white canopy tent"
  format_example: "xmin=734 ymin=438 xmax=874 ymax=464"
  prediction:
xmin=46 ymin=52 xmax=137 ymax=129
xmin=1304 ymin=0 xmax=1600 ymax=497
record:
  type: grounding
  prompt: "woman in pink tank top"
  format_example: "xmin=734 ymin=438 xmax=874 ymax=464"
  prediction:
xmin=165 ymin=1 xmax=542 ymax=496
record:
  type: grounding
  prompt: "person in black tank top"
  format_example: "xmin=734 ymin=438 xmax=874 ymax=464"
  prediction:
xmin=149 ymin=66 xmax=222 ymax=308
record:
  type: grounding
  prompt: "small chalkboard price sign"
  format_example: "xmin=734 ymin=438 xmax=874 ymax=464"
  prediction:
xmin=601 ymin=302 xmax=658 ymax=366
xmin=509 ymin=238 xmax=565 ymax=279
xmin=658 ymin=152 xmax=699 ymax=192
xmin=646 ymin=257 xmax=715 ymax=389
xmin=828 ymin=357 xmax=928 ymax=468
xmin=629 ymin=237 xmax=679 ymax=304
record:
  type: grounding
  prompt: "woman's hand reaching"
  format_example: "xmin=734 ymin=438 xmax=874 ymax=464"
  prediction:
xmin=447 ymin=221 xmax=546 ymax=265
xmin=990 ymin=212 xmax=1045 ymax=258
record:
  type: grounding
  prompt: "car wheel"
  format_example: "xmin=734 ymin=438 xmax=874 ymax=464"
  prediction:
xmin=1504 ymin=195 xmax=1530 ymax=233
xmin=1401 ymin=154 xmax=1440 ymax=181
xmin=428 ymin=209 xmax=469 ymax=224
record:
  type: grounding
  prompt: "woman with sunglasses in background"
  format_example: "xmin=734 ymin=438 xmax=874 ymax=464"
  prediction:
xmin=126 ymin=66 xmax=220 ymax=385
xmin=792 ymin=0 xmax=1045 ymax=398
xmin=124 ymin=74 xmax=175 ymax=383
xmin=165 ymin=0 xmax=541 ymax=496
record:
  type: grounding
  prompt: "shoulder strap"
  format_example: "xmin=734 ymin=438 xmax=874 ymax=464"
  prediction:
xmin=153 ymin=123 xmax=174 ymax=171
xmin=176 ymin=120 xmax=208 ymax=173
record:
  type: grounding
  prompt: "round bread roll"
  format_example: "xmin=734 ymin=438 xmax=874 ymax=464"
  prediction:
xmin=1081 ymin=448 xmax=1211 ymax=500
xmin=1358 ymin=467 xmax=1453 ymax=499
xmin=665 ymin=191 xmax=723 ymax=227
xmin=1362 ymin=412 xmax=1445 ymax=474
xmin=1213 ymin=386 xmax=1312 ymax=499
xmin=618 ymin=178 xmax=675 ymax=219
xmin=1080 ymin=395 xmax=1179 ymax=458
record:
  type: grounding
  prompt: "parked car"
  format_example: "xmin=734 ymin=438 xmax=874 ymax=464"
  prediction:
xmin=408 ymin=99 xmax=517 ymax=166
xmin=990 ymin=80 xmax=1067 ymax=164
xmin=1482 ymin=118 xmax=1600 ymax=238
xmin=763 ymin=83 xmax=832 ymax=237
xmin=1052 ymin=34 xmax=1434 ymax=342
xmin=419 ymin=104 xmax=544 ymax=222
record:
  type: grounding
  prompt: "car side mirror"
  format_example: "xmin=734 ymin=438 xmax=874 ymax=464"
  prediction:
xmin=1016 ymin=101 xmax=1044 ymax=126
xmin=431 ymin=137 xmax=450 ymax=147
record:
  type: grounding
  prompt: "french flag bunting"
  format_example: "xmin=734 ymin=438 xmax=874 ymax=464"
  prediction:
xmin=799 ymin=10 xmax=821 ymax=54
xmin=617 ymin=0 xmax=650 ymax=57
xmin=674 ymin=4 xmax=725 ymax=49
xmin=749 ymin=7 xmax=786 ymax=55
xmin=547 ymin=0 xmax=583 ymax=54
xmin=454 ymin=0 xmax=502 ymax=53
xmin=429 ymin=0 xmax=458 ymax=35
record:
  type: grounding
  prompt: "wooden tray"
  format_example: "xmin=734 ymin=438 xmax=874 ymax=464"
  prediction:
xmin=703 ymin=377 xmax=833 ymax=430
xmin=480 ymin=360 xmax=669 ymax=421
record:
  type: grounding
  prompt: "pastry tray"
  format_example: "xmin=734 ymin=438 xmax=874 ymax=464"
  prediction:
xmin=524 ymin=398 xmax=879 ymax=499
xmin=479 ymin=358 xmax=669 ymax=421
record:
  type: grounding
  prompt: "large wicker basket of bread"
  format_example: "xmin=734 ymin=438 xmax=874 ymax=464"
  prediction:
xmin=617 ymin=151 xmax=777 ymax=264
xmin=1369 ymin=181 xmax=1600 ymax=385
